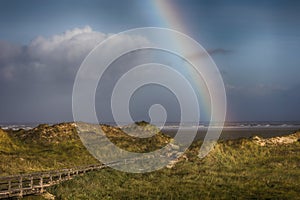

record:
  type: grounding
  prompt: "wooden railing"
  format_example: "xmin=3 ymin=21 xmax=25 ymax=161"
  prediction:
xmin=0 ymin=156 xmax=157 ymax=199
xmin=0 ymin=164 xmax=106 ymax=199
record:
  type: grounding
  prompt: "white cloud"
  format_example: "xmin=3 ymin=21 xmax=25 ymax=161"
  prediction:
xmin=0 ymin=26 xmax=152 ymax=122
xmin=0 ymin=26 xmax=150 ymax=82
xmin=28 ymin=26 xmax=105 ymax=61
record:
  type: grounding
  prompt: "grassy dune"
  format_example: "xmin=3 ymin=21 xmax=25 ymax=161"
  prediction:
xmin=0 ymin=123 xmax=98 ymax=175
xmin=0 ymin=122 xmax=170 ymax=175
xmin=0 ymin=123 xmax=299 ymax=199
xmin=45 ymin=135 xmax=300 ymax=200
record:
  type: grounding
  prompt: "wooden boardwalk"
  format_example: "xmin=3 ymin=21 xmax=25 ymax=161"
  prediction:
xmin=0 ymin=156 xmax=156 ymax=199
xmin=0 ymin=164 xmax=106 ymax=199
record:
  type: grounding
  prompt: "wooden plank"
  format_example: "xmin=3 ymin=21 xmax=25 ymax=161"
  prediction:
xmin=8 ymin=180 xmax=11 ymax=196
xmin=40 ymin=177 xmax=43 ymax=193
xmin=0 ymin=163 xmax=108 ymax=199
xmin=19 ymin=176 xmax=23 ymax=197
xmin=30 ymin=176 xmax=33 ymax=189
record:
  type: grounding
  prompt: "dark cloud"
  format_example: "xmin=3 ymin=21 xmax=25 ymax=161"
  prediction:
xmin=187 ymin=48 xmax=232 ymax=60
xmin=0 ymin=26 xmax=151 ymax=123
xmin=207 ymin=48 xmax=233 ymax=55
xmin=0 ymin=23 xmax=299 ymax=123
xmin=225 ymin=82 xmax=300 ymax=121
xmin=0 ymin=26 xmax=107 ymax=82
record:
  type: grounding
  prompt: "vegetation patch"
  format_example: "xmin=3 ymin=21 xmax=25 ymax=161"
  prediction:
xmin=1 ymin=123 xmax=299 ymax=199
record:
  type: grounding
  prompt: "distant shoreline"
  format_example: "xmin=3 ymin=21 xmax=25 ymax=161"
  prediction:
xmin=1 ymin=122 xmax=300 ymax=141
xmin=162 ymin=126 xmax=300 ymax=141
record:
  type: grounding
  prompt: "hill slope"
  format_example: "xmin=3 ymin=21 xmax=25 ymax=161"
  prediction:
xmin=1 ymin=123 xmax=299 ymax=199
xmin=0 ymin=122 xmax=171 ymax=175
xmin=44 ymin=131 xmax=300 ymax=200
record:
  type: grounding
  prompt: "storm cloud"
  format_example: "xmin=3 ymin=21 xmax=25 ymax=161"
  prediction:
xmin=0 ymin=26 xmax=152 ymax=123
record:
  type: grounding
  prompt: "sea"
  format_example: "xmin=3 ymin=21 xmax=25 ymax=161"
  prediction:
xmin=161 ymin=121 xmax=300 ymax=140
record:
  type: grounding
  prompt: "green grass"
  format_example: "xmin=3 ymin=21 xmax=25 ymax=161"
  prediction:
xmin=0 ymin=139 xmax=98 ymax=175
xmin=1 ymin=123 xmax=300 ymax=199
xmin=44 ymin=137 xmax=300 ymax=200
xmin=0 ymin=124 xmax=99 ymax=175
xmin=0 ymin=122 xmax=170 ymax=175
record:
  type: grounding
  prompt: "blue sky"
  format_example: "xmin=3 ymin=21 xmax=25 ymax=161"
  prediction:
xmin=0 ymin=0 xmax=300 ymax=123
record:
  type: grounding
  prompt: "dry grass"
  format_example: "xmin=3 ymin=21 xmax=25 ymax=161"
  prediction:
xmin=1 ymin=124 xmax=299 ymax=199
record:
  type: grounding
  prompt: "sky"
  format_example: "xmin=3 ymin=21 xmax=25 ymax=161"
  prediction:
xmin=0 ymin=0 xmax=300 ymax=123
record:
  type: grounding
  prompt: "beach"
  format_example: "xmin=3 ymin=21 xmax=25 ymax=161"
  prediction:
xmin=162 ymin=125 xmax=300 ymax=141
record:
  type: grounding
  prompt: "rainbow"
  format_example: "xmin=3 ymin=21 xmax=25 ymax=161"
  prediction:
xmin=148 ymin=0 xmax=216 ymax=121
xmin=150 ymin=1 xmax=227 ymax=158
xmin=153 ymin=0 xmax=189 ymax=34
